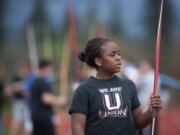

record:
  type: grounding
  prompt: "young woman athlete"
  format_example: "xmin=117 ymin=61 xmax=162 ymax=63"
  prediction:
xmin=69 ymin=37 xmax=162 ymax=135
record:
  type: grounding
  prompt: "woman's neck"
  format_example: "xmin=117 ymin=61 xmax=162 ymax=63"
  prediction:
xmin=96 ymin=70 xmax=114 ymax=80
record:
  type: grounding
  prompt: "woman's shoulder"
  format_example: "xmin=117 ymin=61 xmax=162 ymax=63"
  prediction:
xmin=116 ymin=75 xmax=133 ymax=82
xmin=79 ymin=76 xmax=96 ymax=85
xmin=75 ymin=76 xmax=96 ymax=91
xmin=116 ymin=75 xmax=136 ymax=88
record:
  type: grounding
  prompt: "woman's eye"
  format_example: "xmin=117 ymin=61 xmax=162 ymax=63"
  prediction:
xmin=109 ymin=54 xmax=115 ymax=57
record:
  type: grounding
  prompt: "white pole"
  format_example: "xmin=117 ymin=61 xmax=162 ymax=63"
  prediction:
xmin=26 ymin=25 xmax=39 ymax=72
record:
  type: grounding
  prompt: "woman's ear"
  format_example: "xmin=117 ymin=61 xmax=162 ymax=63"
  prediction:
xmin=95 ymin=57 xmax=102 ymax=67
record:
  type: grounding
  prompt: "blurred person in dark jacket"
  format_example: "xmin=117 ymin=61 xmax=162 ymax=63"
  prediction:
xmin=30 ymin=59 xmax=66 ymax=135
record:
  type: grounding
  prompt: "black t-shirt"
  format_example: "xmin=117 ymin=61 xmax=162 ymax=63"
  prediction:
xmin=30 ymin=77 xmax=53 ymax=121
xmin=69 ymin=75 xmax=140 ymax=135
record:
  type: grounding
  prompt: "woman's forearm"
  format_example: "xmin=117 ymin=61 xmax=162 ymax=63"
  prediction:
xmin=72 ymin=126 xmax=85 ymax=135
xmin=135 ymin=109 xmax=152 ymax=129
xmin=132 ymin=107 xmax=153 ymax=129
xmin=71 ymin=113 xmax=86 ymax=135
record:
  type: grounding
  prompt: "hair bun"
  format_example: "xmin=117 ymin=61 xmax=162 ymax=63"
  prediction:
xmin=78 ymin=52 xmax=86 ymax=62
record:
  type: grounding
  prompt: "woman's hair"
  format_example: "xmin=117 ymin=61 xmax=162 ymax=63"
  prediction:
xmin=78 ymin=37 xmax=111 ymax=68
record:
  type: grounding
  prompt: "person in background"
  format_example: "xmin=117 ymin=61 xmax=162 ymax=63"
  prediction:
xmin=69 ymin=37 xmax=162 ymax=135
xmin=21 ymin=60 xmax=36 ymax=135
xmin=120 ymin=59 xmax=139 ymax=85
xmin=0 ymin=65 xmax=5 ymax=135
xmin=30 ymin=59 xmax=66 ymax=135
xmin=137 ymin=60 xmax=156 ymax=112
xmin=4 ymin=61 xmax=34 ymax=135
xmin=136 ymin=59 xmax=160 ymax=135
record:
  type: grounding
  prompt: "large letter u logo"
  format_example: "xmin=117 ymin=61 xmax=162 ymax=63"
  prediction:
xmin=103 ymin=92 xmax=123 ymax=111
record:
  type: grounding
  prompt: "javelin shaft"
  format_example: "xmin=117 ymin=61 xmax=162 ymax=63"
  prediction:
xmin=153 ymin=0 xmax=164 ymax=96
xmin=151 ymin=0 xmax=164 ymax=135
xmin=151 ymin=118 xmax=156 ymax=135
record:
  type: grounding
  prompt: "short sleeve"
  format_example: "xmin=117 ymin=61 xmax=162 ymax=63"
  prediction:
xmin=129 ymin=81 xmax=140 ymax=110
xmin=69 ymin=85 xmax=89 ymax=115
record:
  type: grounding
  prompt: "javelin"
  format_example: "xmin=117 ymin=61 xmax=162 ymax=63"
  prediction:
xmin=151 ymin=0 xmax=164 ymax=135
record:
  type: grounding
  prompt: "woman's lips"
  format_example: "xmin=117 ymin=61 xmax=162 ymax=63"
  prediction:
xmin=116 ymin=63 xmax=122 ymax=68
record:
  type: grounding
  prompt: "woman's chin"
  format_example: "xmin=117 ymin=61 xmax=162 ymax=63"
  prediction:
xmin=115 ymin=68 xmax=121 ymax=73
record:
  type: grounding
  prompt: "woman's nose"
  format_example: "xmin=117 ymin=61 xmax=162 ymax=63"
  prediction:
xmin=115 ymin=55 xmax=121 ymax=60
